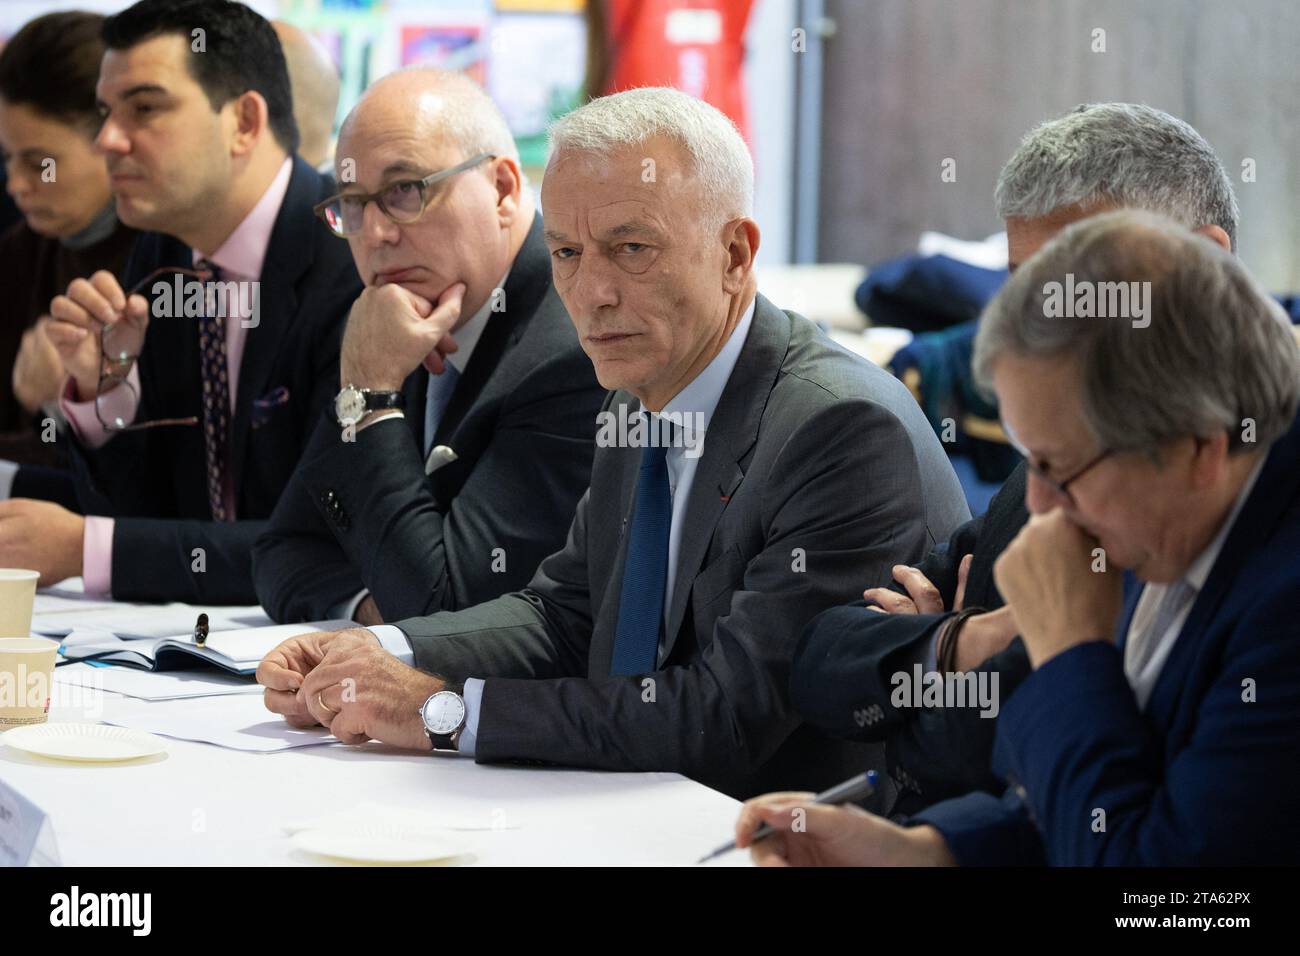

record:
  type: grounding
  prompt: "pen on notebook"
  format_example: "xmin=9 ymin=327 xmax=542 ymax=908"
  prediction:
xmin=695 ymin=769 xmax=878 ymax=864
xmin=193 ymin=613 xmax=209 ymax=647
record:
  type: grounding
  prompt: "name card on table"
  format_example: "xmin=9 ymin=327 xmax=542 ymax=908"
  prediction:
xmin=0 ymin=777 xmax=61 ymax=866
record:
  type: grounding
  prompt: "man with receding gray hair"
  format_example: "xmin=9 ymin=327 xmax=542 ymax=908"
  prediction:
xmin=257 ymin=86 xmax=969 ymax=799
xmin=251 ymin=67 xmax=604 ymax=626
xmin=740 ymin=210 xmax=1300 ymax=865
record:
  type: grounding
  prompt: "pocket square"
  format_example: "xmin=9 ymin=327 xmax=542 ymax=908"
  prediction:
xmin=251 ymin=385 xmax=291 ymax=428
xmin=425 ymin=444 xmax=458 ymax=475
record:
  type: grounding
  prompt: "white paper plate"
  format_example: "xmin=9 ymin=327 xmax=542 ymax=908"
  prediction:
xmin=1 ymin=722 xmax=167 ymax=761
xmin=292 ymin=823 xmax=466 ymax=864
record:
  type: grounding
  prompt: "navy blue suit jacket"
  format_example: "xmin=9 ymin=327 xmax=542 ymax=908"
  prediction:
xmin=915 ymin=410 xmax=1300 ymax=865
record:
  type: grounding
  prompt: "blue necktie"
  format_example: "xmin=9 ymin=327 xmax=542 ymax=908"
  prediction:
xmin=610 ymin=442 xmax=672 ymax=676
xmin=423 ymin=363 xmax=460 ymax=455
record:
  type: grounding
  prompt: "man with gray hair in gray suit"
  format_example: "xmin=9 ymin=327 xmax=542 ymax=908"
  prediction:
xmin=257 ymin=86 xmax=969 ymax=799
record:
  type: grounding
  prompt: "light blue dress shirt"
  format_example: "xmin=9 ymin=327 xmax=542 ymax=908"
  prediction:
xmin=370 ymin=297 xmax=758 ymax=756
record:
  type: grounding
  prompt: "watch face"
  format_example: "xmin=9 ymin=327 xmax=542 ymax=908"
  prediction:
xmin=422 ymin=691 xmax=466 ymax=735
xmin=335 ymin=387 xmax=366 ymax=425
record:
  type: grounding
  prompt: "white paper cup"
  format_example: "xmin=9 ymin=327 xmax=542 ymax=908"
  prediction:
xmin=0 ymin=636 xmax=59 ymax=728
xmin=0 ymin=569 xmax=39 ymax=638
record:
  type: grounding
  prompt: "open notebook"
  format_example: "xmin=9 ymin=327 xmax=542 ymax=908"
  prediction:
xmin=56 ymin=621 xmax=355 ymax=677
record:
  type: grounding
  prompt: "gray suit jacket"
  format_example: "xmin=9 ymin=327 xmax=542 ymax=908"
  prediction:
xmin=393 ymin=294 xmax=970 ymax=799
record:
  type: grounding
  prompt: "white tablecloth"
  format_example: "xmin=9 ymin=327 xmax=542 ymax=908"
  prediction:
xmin=6 ymin=587 xmax=748 ymax=865
xmin=2 ymin=685 xmax=744 ymax=866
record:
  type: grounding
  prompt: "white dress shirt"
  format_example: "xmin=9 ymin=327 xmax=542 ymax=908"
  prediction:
xmin=1123 ymin=456 xmax=1264 ymax=709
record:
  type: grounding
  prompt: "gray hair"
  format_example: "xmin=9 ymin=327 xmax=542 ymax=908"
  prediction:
xmin=547 ymin=86 xmax=753 ymax=227
xmin=973 ymin=209 xmax=1300 ymax=454
xmin=996 ymin=103 xmax=1240 ymax=251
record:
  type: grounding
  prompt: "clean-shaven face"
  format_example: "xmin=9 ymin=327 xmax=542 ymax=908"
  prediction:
xmin=335 ymin=88 xmax=511 ymax=322
xmin=94 ymin=33 xmax=232 ymax=235
xmin=541 ymin=137 xmax=735 ymax=405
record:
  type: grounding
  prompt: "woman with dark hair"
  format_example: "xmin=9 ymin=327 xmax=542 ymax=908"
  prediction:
xmin=0 ymin=10 xmax=137 ymax=496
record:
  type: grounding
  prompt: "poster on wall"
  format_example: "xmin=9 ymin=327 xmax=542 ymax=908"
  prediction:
xmin=399 ymin=23 xmax=488 ymax=85
xmin=488 ymin=12 xmax=586 ymax=166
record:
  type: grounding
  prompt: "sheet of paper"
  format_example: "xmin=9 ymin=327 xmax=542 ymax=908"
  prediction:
xmin=32 ymin=589 xmax=119 ymax=616
xmin=35 ymin=579 xmax=267 ymax=634
xmin=100 ymin=694 xmax=337 ymax=753
xmin=53 ymin=662 xmax=261 ymax=701
xmin=201 ymin=621 xmax=355 ymax=664
xmin=32 ymin=603 xmax=270 ymax=639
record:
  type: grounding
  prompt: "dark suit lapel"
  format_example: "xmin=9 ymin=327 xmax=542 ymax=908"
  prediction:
xmin=1115 ymin=570 xmax=1143 ymax=650
xmin=434 ymin=214 xmax=551 ymax=446
xmin=230 ymin=157 xmax=320 ymax=485
xmin=660 ymin=295 xmax=789 ymax=660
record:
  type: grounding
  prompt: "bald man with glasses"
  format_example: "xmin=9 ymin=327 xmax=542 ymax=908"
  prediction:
xmin=251 ymin=68 xmax=603 ymax=627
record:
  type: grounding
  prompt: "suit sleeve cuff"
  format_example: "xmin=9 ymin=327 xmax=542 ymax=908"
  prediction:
xmin=355 ymin=410 xmax=405 ymax=433
xmin=910 ymin=789 xmax=1043 ymax=866
xmin=82 ymin=515 xmax=114 ymax=596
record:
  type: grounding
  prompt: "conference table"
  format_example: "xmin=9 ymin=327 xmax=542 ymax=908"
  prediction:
xmin=1 ymin=586 xmax=747 ymax=867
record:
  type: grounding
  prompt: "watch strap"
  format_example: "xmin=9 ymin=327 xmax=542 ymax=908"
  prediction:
xmin=363 ymin=390 xmax=405 ymax=412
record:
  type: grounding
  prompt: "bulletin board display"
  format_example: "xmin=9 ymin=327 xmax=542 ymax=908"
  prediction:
xmin=280 ymin=0 xmax=587 ymax=167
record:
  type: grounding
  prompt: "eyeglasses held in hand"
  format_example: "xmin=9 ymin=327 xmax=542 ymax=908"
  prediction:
xmin=96 ymin=265 xmax=214 ymax=433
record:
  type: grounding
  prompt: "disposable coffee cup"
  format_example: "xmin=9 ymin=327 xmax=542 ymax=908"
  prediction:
xmin=0 ymin=636 xmax=59 ymax=728
xmin=0 ymin=569 xmax=39 ymax=638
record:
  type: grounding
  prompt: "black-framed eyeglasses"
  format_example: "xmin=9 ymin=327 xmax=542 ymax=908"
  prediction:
xmin=1003 ymin=421 xmax=1113 ymax=506
xmin=96 ymin=265 xmax=214 ymax=433
xmin=313 ymin=152 xmax=496 ymax=237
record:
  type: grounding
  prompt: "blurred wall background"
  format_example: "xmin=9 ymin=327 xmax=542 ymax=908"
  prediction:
xmin=1 ymin=0 xmax=1295 ymax=286
xmin=818 ymin=0 xmax=1300 ymax=287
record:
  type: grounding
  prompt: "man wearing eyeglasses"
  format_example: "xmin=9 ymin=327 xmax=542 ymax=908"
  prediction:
xmin=250 ymin=67 xmax=603 ymax=625
xmin=4 ymin=0 xmax=361 ymax=602
xmin=737 ymin=210 xmax=1300 ymax=865
xmin=784 ymin=103 xmax=1240 ymax=818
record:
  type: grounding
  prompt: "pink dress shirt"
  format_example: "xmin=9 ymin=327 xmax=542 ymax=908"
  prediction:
xmin=61 ymin=158 xmax=294 ymax=596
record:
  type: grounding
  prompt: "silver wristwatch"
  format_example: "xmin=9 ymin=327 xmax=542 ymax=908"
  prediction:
xmin=334 ymin=384 xmax=404 ymax=428
xmin=419 ymin=689 xmax=467 ymax=754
